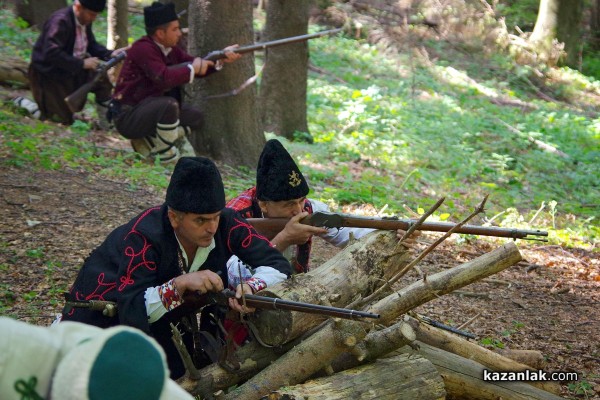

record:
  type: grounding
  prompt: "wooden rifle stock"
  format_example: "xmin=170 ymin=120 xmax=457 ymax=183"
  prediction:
xmin=64 ymin=51 xmax=127 ymax=113
xmin=247 ymin=211 xmax=548 ymax=241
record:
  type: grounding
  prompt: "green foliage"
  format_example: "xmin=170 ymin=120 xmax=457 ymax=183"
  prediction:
xmin=495 ymin=0 xmax=540 ymax=32
xmin=568 ymin=378 xmax=595 ymax=396
xmin=305 ymin=32 xmax=599 ymax=248
xmin=480 ymin=337 xmax=505 ymax=349
xmin=0 ymin=8 xmax=598 ymax=250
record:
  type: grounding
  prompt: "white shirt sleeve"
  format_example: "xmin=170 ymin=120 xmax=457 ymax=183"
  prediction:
xmin=145 ymin=286 xmax=167 ymax=323
xmin=186 ymin=63 xmax=195 ymax=84
xmin=226 ymin=256 xmax=287 ymax=290
xmin=309 ymin=199 xmax=375 ymax=248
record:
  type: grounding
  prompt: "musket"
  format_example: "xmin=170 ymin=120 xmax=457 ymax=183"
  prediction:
xmin=64 ymin=51 xmax=127 ymax=113
xmin=63 ymin=294 xmax=117 ymax=317
xmin=202 ymin=28 xmax=342 ymax=62
xmin=63 ymin=289 xmax=380 ymax=321
xmin=247 ymin=211 xmax=549 ymax=241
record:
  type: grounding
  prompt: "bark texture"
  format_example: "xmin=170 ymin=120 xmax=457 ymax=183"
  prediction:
xmin=397 ymin=342 xmax=566 ymax=400
xmin=266 ymin=353 xmax=446 ymax=400
xmin=225 ymin=242 xmax=523 ymax=400
xmin=258 ymin=0 xmax=312 ymax=140
xmin=249 ymin=230 xmax=411 ymax=346
xmin=188 ymin=0 xmax=263 ymax=167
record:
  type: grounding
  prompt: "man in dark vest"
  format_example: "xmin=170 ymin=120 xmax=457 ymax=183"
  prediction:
xmin=109 ymin=1 xmax=240 ymax=163
xmin=59 ymin=156 xmax=292 ymax=379
xmin=28 ymin=0 xmax=126 ymax=125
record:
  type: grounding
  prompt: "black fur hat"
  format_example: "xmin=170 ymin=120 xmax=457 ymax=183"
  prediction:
xmin=166 ymin=157 xmax=225 ymax=214
xmin=256 ymin=139 xmax=309 ymax=201
xmin=78 ymin=0 xmax=106 ymax=12
xmin=144 ymin=1 xmax=178 ymax=29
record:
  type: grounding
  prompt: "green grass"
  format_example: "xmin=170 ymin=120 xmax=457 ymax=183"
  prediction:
xmin=0 ymin=5 xmax=598 ymax=250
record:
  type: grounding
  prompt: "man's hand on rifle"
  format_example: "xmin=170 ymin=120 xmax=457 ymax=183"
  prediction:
xmin=110 ymin=46 xmax=129 ymax=58
xmin=220 ymin=44 xmax=241 ymax=63
xmin=174 ymin=270 xmax=224 ymax=295
xmin=228 ymin=283 xmax=255 ymax=314
xmin=83 ymin=57 xmax=101 ymax=70
xmin=271 ymin=211 xmax=328 ymax=251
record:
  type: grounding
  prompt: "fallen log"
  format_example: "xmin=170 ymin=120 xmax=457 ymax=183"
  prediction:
xmin=266 ymin=353 xmax=446 ymax=400
xmin=495 ymin=349 xmax=547 ymax=370
xmin=248 ymin=230 xmax=411 ymax=346
xmin=224 ymin=242 xmax=523 ymax=400
xmin=179 ymin=230 xmax=411 ymax=397
xmin=404 ymin=315 xmax=562 ymax=395
xmin=0 ymin=57 xmax=29 ymax=87
xmin=327 ymin=318 xmax=416 ymax=374
xmin=397 ymin=342 xmax=566 ymax=400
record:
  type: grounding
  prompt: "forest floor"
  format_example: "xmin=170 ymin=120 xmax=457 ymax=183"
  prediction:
xmin=1 ymin=123 xmax=598 ymax=399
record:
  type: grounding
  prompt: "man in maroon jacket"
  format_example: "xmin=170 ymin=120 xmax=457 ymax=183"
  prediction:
xmin=110 ymin=1 xmax=240 ymax=163
xmin=29 ymin=0 xmax=125 ymax=125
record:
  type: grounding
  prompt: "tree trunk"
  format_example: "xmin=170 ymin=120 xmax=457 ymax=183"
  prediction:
xmin=259 ymin=0 xmax=312 ymax=141
xmin=266 ymin=354 xmax=446 ymax=400
xmin=591 ymin=0 xmax=600 ymax=50
xmin=0 ymin=57 xmax=30 ymax=87
xmin=398 ymin=342 xmax=566 ymax=400
xmin=188 ymin=0 xmax=264 ymax=167
xmin=404 ymin=316 xmax=562 ymax=395
xmin=529 ymin=0 xmax=584 ymax=68
xmin=106 ymin=0 xmax=128 ymax=82
xmin=106 ymin=0 xmax=128 ymax=50
xmin=249 ymin=231 xmax=411 ymax=346
xmin=14 ymin=0 xmax=66 ymax=28
xmin=224 ymin=242 xmax=523 ymax=400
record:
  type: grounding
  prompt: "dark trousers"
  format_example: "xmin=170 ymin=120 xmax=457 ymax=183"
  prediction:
xmin=113 ymin=96 xmax=203 ymax=140
xmin=28 ymin=65 xmax=112 ymax=125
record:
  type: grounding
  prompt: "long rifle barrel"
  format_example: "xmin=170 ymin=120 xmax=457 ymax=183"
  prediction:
xmin=203 ymin=28 xmax=342 ymax=61
xmin=218 ymin=289 xmax=379 ymax=320
xmin=247 ymin=211 xmax=548 ymax=241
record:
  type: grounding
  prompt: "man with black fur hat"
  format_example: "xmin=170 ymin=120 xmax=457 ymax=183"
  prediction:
xmin=59 ymin=157 xmax=291 ymax=379
xmin=110 ymin=1 xmax=241 ymax=163
xmin=28 ymin=0 xmax=127 ymax=125
xmin=226 ymin=139 xmax=376 ymax=279
xmin=226 ymin=139 xmax=419 ymax=282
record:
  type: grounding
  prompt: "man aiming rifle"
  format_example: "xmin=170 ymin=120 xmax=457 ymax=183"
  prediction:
xmin=109 ymin=1 xmax=241 ymax=163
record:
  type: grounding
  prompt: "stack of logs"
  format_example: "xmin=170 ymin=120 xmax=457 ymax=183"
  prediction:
xmin=175 ymin=230 xmax=565 ymax=400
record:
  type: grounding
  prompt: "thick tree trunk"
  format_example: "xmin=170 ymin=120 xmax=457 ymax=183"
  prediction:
xmin=188 ymin=0 xmax=264 ymax=167
xmin=14 ymin=0 xmax=65 ymax=28
xmin=404 ymin=316 xmax=562 ymax=395
xmin=266 ymin=354 xmax=446 ymax=400
xmin=0 ymin=57 xmax=30 ymax=87
xmin=249 ymin=230 xmax=411 ymax=346
xmin=106 ymin=0 xmax=128 ymax=83
xmin=225 ymin=242 xmax=523 ymax=400
xmin=592 ymin=0 xmax=600 ymax=50
xmin=529 ymin=0 xmax=584 ymax=67
xmin=106 ymin=0 xmax=128 ymax=50
xmin=259 ymin=0 xmax=312 ymax=141
xmin=398 ymin=342 xmax=566 ymax=400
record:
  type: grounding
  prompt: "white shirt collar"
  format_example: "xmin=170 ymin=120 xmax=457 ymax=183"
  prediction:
xmin=174 ymin=234 xmax=215 ymax=273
